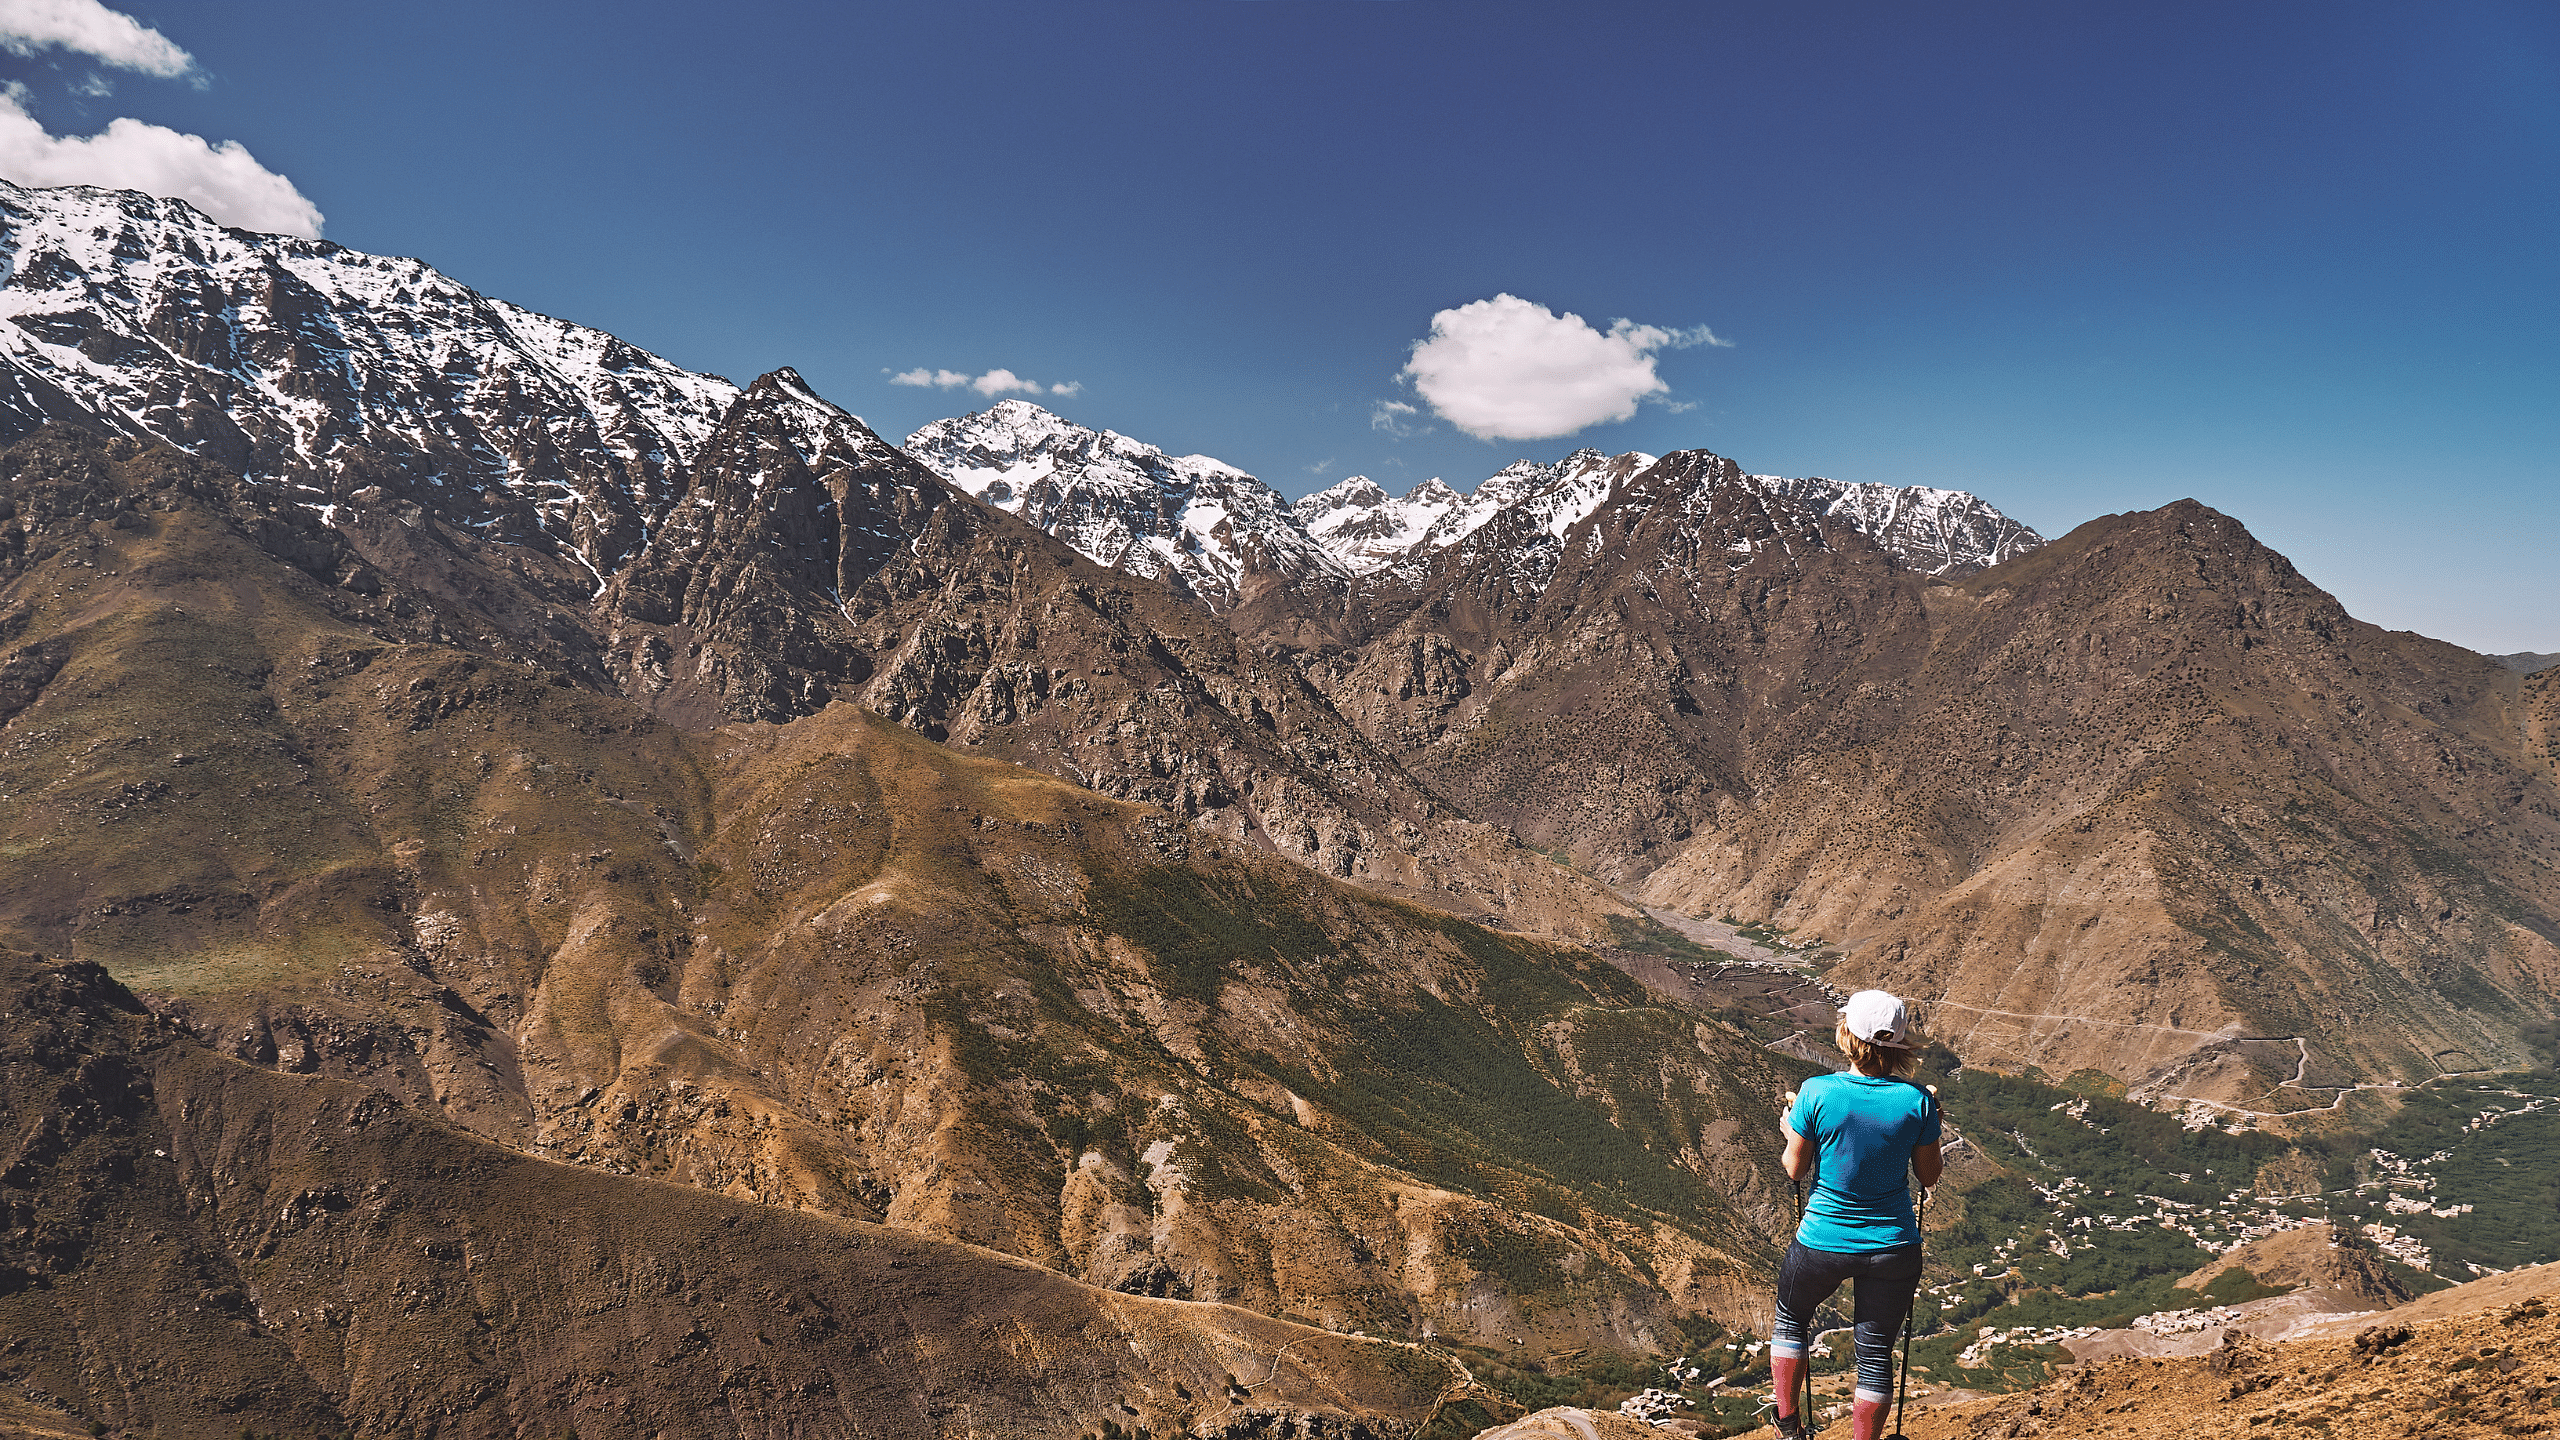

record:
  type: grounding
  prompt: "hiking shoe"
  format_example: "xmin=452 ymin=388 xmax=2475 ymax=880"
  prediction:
xmin=1768 ymin=1414 xmax=1811 ymax=1440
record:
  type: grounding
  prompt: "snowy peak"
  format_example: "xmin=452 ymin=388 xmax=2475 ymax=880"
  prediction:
xmin=1751 ymin=474 xmax=2045 ymax=575
xmin=733 ymin=365 xmax=906 ymax=476
xmin=1442 ymin=448 xmax=1659 ymax=549
xmin=905 ymin=401 xmax=1344 ymax=608
xmin=0 ymin=178 xmax=740 ymax=573
xmin=1293 ymin=443 xmax=2043 ymax=584
xmin=1295 ymin=474 xmax=1461 ymax=571
xmin=1295 ymin=449 xmax=1659 ymax=578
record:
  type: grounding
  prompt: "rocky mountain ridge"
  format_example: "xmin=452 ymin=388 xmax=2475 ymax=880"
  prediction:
xmin=0 ymin=179 xmax=738 ymax=579
xmin=1294 ymin=451 xmax=2044 ymax=584
xmin=1239 ymin=442 xmax=2560 ymax=1092
xmin=1 ymin=174 xmax=2558 ymax=1436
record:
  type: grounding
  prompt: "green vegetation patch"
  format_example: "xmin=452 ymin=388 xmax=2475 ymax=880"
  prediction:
xmin=1943 ymin=1066 xmax=2286 ymax=1208
xmin=1081 ymin=861 xmax=1337 ymax=1004
xmin=1604 ymin=913 xmax=1746 ymax=966
xmin=2308 ymin=1069 xmax=2560 ymax=1278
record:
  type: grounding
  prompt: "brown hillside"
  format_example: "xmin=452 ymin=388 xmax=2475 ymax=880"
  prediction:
xmin=0 ymin=948 xmax=1454 ymax=1440
xmin=1251 ymin=450 xmax=2560 ymax=1090
xmin=0 ymin=427 xmax=1813 ymax=1356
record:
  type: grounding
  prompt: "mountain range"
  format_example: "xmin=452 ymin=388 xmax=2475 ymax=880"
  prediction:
xmin=0 ymin=178 xmax=2555 ymax=1437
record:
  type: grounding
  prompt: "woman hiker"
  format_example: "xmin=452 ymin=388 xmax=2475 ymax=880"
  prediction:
xmin=1768 ymin=990 xmax=1942 ymax=1440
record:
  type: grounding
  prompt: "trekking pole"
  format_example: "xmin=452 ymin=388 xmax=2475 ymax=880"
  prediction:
xmin=1889 ymin=1183 xmax=1927 ymax=1439
xmin=1890 ymin=1083 xmax=1938 ymax=1440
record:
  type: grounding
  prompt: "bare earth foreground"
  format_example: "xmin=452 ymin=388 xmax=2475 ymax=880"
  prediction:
xmin=1727 ymin=1261 xmax=2560 ymax=1440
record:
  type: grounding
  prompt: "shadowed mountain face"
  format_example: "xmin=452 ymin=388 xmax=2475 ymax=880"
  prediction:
xmin=1248 ymin=451 xmax=2560 ymax=1097
xmin=0 ymin=429 xmax=1810 ymax=1393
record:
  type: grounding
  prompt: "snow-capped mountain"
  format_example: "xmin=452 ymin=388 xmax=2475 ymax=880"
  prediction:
xmin=1294 ymin=453 xmax=1653 ymax=577
xmin=1754 ymin=474 xmax=2044 ymax=575
xmin=1291 ymin=475 xmax=1451 ymax=569
xmin=903 ymin=399 xmax=1345 ymax=608
xmin=0 ymin=180 xmax=741 ymax=574
xmin=1298 ymin=448 xmax=2039 ymax=582
xmin=0 ymin=177 xmax=2042 ymax=610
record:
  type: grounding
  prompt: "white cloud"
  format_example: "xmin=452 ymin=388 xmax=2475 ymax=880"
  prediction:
xmin=1370 ymin=398 xmax=1426 ymax=438
xmin=969 ymin=367 xmax=1037 ymax=396
xmin=889 ymin=366 xmax=1080 ymax=398
xmin=1398 ymin=294 xmax=1728 ymax=441
xmin=0 ymin=0 xmax=194 ymax=77
xmin=0 ymin=88 xmax=322 ymax=237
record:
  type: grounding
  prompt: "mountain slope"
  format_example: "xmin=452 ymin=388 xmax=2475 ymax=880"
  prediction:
xmin=0 ymin=426 xmax=1807 ymax=1362
xmin=1263 ymin=447 xmax=2560 ymax=1091
xmin=1629 ymin=500 xmax=2560 ymax=1093
xmin=0 ymin=948 xmax=1457 ymax=1440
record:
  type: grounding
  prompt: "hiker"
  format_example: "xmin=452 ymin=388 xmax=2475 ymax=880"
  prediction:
xmin=1768 ymin=990 xmax=1942 ymax=1440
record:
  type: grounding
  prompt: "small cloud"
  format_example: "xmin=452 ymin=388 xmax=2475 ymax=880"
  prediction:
xmin=1304 ymin=457 xmax=1335 ymax=475
xmin=0 ymin=0 xmax=194 ymax=77
xmin=1398 ymin=294 xmax=1729 ymax=441
xmin=0 ymin=87 xmax=323 ymax=237
xmin=1662 ymin=323 xmax=1733 ymax=350
xmin=887 ymin=365 xmax=1079 ymax=398
xmin=1370 ymin=398 xmax=1427 ymax=438
xmin=969 ymin=367 xmax=1036 ymax=396
xmin=1661 ymin=398 xmax=1701 ymax=414
xmin=72 ymin=72 xmax=112 ymax=99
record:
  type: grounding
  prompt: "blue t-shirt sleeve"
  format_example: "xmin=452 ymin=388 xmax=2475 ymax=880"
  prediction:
xmin=1918 ymin=1090 xmax=1943 ymax=1146
xmin=1787 ymin=1089 xmax=1814 ymax=1138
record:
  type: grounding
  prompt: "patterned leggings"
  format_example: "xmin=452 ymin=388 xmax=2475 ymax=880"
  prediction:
xmin=1769 ymin=1238 xmax=1923 ymax=1401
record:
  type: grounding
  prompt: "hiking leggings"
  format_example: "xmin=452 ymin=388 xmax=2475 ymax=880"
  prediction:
xmin=1769 ymin=1238 xmax=1922 ymax=1401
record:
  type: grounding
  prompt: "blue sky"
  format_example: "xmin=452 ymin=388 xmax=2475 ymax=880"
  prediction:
xmin=4 ymin=1 xmax=2554 ymax=651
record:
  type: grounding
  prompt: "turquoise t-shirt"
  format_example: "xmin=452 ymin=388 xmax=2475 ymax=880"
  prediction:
xmin=1788 ymin=1072 xmax=1940 ymax=1253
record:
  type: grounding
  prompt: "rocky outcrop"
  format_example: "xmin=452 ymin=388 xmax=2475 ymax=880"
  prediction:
xmin=2178 ymin=1224 xmax=2410 ymax=1309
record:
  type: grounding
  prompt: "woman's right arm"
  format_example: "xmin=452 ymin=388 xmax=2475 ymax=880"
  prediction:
xmin=1783 ymin=1127 xmax=1815 ymax=1182
xmin=1911 ymin=1141 xmax=1943 ymax=1188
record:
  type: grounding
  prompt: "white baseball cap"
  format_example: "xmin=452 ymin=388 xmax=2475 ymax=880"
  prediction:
xmin=1841 ymin=990 xmax=1914 ymax=1048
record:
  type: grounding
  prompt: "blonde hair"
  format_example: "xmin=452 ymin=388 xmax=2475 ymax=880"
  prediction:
xmin=1836 ymin=1021 xmax=1919 ymax=1078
